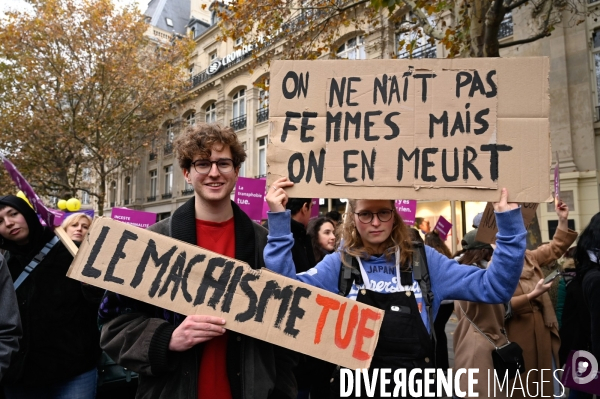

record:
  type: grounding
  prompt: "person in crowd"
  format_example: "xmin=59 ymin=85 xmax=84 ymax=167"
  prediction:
xmin=0 ymin=195 xmax=101 ymax=399
xmin=559 ymin=247 xmax=592 ymax=399
xmin=98 ymin=124 xmax=297 ymax=399
xmin=472 ymin=212 xmax=483 ymax=229
xmin=0 ymin=252 xmax=21 ymax=383
xmin=265 ymin=178 xmax=527 ymax=398
xmin=424 ymin=231 xmax=453 ymax=371
xmin=60 ymin=213 xmax=92 ymax=243
xmin=415 ymin=217 xmax=431 ymax=237
xmin=575 ymin=212 xmax=600 ymax=364
xmin=286 ymin=198 xmax=317 ymax=274
xmin=452 ymin=229 xmax=508 ymax=398
xmin=299 ymin=215 xmax=338 ymax=398
xmin=408 ymin=227 xmax=424 ymax=244
xmin=505 ymin=200 xmax=577 ymax=399
xmin=325 ymin=210 xmax=342 ymax=228
xmin=307 ymin=216 xmax=336 ymax=264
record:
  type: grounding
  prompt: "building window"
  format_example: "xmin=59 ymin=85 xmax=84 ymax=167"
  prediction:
xmin=257 ymin=136 xmax=267 ymax=177
xmin=149 ymin=169 xmax=157 ymax=200
xmin=593 ymin=29 xmax=600 ymax=117
xmin=186 ymin=111 xmax=196 ymax=126
xmin=165 ymin=17 xmax=174 ymax=27
xmin=166 ymin=122 xmax=175 ymax=143
xmin=164 ymin=165 xmax=173 ymax=195
xmin=231 ymin=89 xmax=247 ymax=130
xmin=257 ymin=81 xmax=269 ymax=123
xmin=81 ymin=190 xmax=90 ymax=205
xmin=211 ymin=11 xmax=219 ymax=26
xmin=235 ymin=37 xmax=243 ymax=46
xmin=239 ymin=142 xmax=246 ymax=177
xmin=82 ymin=167 xmax=91 ymax=182
xmin=337 ymin=36 xmax=365 ymax=60
xmin=209 ymin=51 xmax=217 ymax=61
xmin=205 ymin=102 xmax=217 ymax=123
xmin=110 ymin=181 xmax=117 ymax=207
xmin=124 ymin=177 xmax=131 ymax=204
xmin=183 ymin=179 xmax=194 ymax=195
xmin=497 ymin=13 xmax=514 ymax=39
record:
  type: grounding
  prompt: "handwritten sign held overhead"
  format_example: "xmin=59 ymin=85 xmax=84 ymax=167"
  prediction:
xmin=67 ymin=218 xmax=384 ymax=369
xmin=268 ymin=58 xmax=552 ymax=202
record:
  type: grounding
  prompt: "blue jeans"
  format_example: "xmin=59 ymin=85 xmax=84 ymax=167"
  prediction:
xmin=4 ymin=368 xmax=97 ymax=399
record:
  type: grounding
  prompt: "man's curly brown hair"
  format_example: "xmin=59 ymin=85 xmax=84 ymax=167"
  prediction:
xmin=173 ymin=123 xmax=247 ymax=171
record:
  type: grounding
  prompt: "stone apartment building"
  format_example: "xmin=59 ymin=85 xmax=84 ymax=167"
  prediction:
xmin=101 ymin=0 xmax=600 ymax=244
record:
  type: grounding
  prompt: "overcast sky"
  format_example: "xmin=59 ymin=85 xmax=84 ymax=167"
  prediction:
xmin=1 ymin=0 xmax=143 ymax=16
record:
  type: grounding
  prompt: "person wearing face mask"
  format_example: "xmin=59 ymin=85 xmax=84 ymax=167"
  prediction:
xmin=264 ymin=178 xmax=528 ymax=398
xmin=0 ymin=195 xmax=101 ymax=399
xmin=60 ymin=213 xmax=92 ymax=243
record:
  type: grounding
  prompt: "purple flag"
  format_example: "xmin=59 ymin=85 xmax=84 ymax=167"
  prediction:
xmin=395 ymin=200 xmax=417 ymax=226
xmin=554 ymin=152 xmax=560 ymax=205
xmin=234 ymin=177 xmax=266 ymax=223
xmin=110 ymin=207 xmax=157 ymax=229
xmin=1 ymin=155 xmax=59 ymax=228
xmin=433 ymin=215 xmax=452 ymax=240
xmin=53 ymin=209 xmax=95 ymax=226
xmin=311 ymin=198 xmax=320 ymax=219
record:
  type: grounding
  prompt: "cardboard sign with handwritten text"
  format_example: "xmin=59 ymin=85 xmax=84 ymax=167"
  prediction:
xmin=475 ymin=202 xmax=538 ymax=244
xmin=268 ymin=58 xmax=552 ymax=202
xmin=67 ymin=218 xmax=384 ymax=369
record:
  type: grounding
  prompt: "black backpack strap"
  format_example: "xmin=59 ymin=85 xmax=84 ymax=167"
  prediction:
xmin=338 ymin=253 xmax=362 ymax=297
xmin=13 ymin=235 xmax=59 ymax=290
xmin=412 ymin=241 xmax=436 ymax=346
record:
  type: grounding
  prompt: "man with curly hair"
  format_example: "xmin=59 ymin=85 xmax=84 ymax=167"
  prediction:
xmin=98 ymin=124 xmax=297 ymax=399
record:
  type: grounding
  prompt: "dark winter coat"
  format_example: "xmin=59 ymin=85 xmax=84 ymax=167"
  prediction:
xmin=0 ymin=195 xmax=101 ymax=386
xmin=98 ymin=198 xmax=298 ymax=399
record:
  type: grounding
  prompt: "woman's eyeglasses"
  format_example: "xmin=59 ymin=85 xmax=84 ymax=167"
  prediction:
xmin=354 ymin=209 xmax=394 ymax=224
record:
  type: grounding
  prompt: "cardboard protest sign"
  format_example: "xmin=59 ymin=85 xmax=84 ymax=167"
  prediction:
xmin=234 ymin=177 xmax=266 ymax=223
xmin=67 ymin=218 xmax=384 ymax=369
xmin=111 ymin=207 xmax=157 ymax=229
xmin=433 ymin=216 xmax=452 ymax=240
xmin=475 ymin=202 xmax=538 ymax=244
xmin=267 ymin=58 xmax=552 ymax=202
xmin=1 ymin=155 xmax=60 ymax=227
xmin=395 ymin=200 xmax=417 ymax=226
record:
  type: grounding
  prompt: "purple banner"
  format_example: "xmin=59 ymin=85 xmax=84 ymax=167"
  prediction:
xmin=1 ymin=155 xmax=59 ymax=228
xmin=234 ymin=177 xmax=266 ymax=223
xmin=53 ymin=209 xmax=95 ymax=226
xmin=110 ymin=207 xmax=157 ymax=229
xmin=395 ymin=200 xmax=417 ymax=226
xmin=433 ymin=215 xmax=452 ymax=240
xmin=311 ymin=198 xmax=319 ymax=219
xmin=562 ymin=350 xmax=600 ymax=396
xmin=554 ymin=152 xmax=560 ymax=204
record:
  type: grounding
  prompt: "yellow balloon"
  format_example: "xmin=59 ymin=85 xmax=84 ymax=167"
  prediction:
xmin=57 ymin=199 xmax=68 ymax=210
xmin=16 ymin=191 xmax=33 ymax=208
xmin=66 ymin=198 xmax=81 ymax=212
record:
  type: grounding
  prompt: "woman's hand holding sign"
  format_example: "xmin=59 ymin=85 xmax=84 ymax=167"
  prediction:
xmin=266 ymin=177 xmax=294 ymax=213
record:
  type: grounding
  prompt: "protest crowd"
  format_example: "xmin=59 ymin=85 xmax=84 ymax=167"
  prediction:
xmin=0 ymin=119 xmax=599 ymax=399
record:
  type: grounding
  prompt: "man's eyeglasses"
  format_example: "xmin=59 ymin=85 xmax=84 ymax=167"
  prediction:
xmin=191 ymin=158 xmax=235 ymax=175
xmin=354 ymin=209 xmax=394 ymax=224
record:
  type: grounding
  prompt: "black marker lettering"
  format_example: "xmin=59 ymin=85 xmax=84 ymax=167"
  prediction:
xmin=221 ymin=266 xmax=244 ymax=313
xmin=306 ymin=149 xmax=325 ymax=184
xmin=463 ymin=146 xmax=483 ymax=181
xmin=284 ymin=287 xmax=311 ymax=338
xmin=480 ymin=144 xmax=513 ymax=181
xmin=326 ymin=111 xmax=342 ymax=142
xmin=474 ymin=109 xmax=490 ymax=135
xmin=383 ymin=112 xmax=400 ymax=140
xmin=288 ymin=153 xmax=305 ymax=183
xmin=346 ymin=77 xmax=361 ymax=106
xmin=344 ymin=112 xmax=361 ymax=141
xmin=421 ymin=148 xmax=438 ymax=182
xmin=235 ymin=273 xmax=259 ymax=322
xmin=442 ymin=148 xmax=459 ymax=182
xmin=361 ymin=149 xmax=376 ymax=181
xmin=105 ymin=230 xmax=138 ymax=285
xmin=329 ymin=77 xmax=346 ymax=107
xmin=397 ymin=148 xmax=420 ymax=181
xmin=281 ymin=111 xmax=301 ymax=143
xmin=158 ymin=250 xmax=187 ymax=300
xmin=81 ymin=225 xmax=110 ymax=278
xmin=413 ymin=73 xmax=436 ymax=102
xmin=300 ymin=111 xmax=317 ymax=142
xmin=429 ymin=111 xmax=448 ymax=138
xmin=132 ymin=240 xmax=177 ymax=289
xmin=343 ymin=150 xmax=359 ymax=183
xmin=364 ymin=111 xmax=382 ymax=141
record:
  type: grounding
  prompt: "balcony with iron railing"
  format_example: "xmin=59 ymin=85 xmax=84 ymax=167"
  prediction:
xmin=182 ymin=188 xmax=194 ymax=196
xmin=230 ymin=115 xmax=247 ymax=131
xmin=398 ymin=43 xmax=437 ymax=59
xmin=162 ymin=192 xmax=172 ymax=199
xmin=498 ymin=13 xmax=513 ymax=39
xmin=256 ymin=108 xmax=269 ymax=123
xmin=147 ymin=196 xmax=157 ymax=202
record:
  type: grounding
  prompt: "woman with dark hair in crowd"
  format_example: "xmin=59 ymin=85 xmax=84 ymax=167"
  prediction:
xmin=575 ymin=212 xmax=600 ymax=362
xmin=452 ymin=229 xmax=509 ymax=397
xmin=0 ymin=195 xmax=101 ymax=399
xmin=265 ymin=178 xmax=527 ymax=398
xmin=424 ymin=231 xmax=453 ymax=371
xmin=307 ymin=216 xmax=336 ymax=264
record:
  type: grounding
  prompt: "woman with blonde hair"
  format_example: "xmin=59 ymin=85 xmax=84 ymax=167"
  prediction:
xmin=60 ymin=213 xmax=93 ymax=242
xmin=264 ymin=178 xmax=528 ymax=398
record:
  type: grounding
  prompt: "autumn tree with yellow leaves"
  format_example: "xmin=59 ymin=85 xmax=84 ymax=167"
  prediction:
xmin=0 ymin=0 xmax=194 ymax=215
xmin=216 ymin=0 xmax=593 ymax=60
